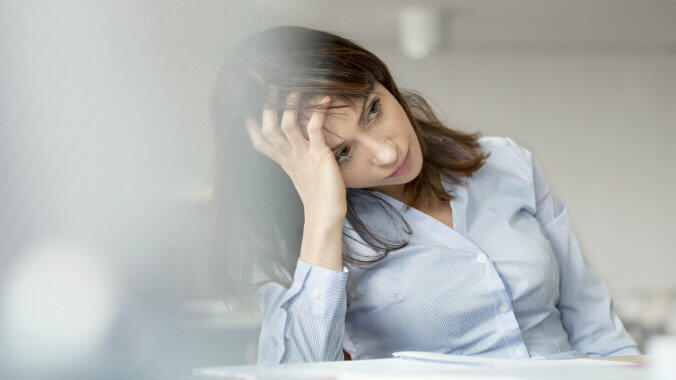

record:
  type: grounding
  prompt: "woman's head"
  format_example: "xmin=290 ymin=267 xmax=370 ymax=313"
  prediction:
xmin=308 ymin=81 xmax=423 ymax=196
xmin=210 ymin=25 xmax=489 ymax=303
xmin=213 ymin=26 xmax=424 ymax=197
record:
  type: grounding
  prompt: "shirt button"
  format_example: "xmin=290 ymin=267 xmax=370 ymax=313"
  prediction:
xmin=515 ymin=348 xmax=525 ymax=358
xmin=277 ymin=348 xmax=284 ymax=357
xmin=498 ymin=304 xmax=509 ymax=313
xmin=476 ymin=252 xmax=488 ymax=263
xmin=312 ymin=289 xmax=321 ymax=299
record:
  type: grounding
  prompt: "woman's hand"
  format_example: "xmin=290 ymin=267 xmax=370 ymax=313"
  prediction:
xmin=245 ymin=88 xmax=347 ymax=221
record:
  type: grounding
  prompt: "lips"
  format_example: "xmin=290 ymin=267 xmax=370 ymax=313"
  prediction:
xmin=387 ymin=147 xmax=411 ymax=178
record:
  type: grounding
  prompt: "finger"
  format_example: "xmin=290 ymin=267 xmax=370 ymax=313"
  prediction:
xmin=245 ymin=117 xmax=283 ymax=164
xmin=261 ymin=86 xmax=289 ymax=149
xmin=280 ymin=91 xmax=301 ymax=140
xmin=307 ymin=96 xmax=332 ymax=151
xmin=282 ymin=94 xmax=319 ymax=152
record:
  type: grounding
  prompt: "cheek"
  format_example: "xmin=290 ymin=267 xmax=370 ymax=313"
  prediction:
xmin=387 ymin=105 xmax=412 ymax=133
xmin=340 ymin=165 xmax=378 ymax=188
xmin=340 ymin=169 xmax=361 ymax=188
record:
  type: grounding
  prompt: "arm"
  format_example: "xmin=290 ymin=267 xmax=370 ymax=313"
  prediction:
xmin=254 ymin=258 xmax=348 ymax=364
xmin=507 ymin=137 xmax=640 ymax=356
xmin=243 ymin=89 xmax=350 ymax=363
xmin=254 ymin=217 xmax=348 ymax=364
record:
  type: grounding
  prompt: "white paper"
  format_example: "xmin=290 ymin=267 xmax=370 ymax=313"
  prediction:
xmin=391 ymin=351 xmax=639 ymax=369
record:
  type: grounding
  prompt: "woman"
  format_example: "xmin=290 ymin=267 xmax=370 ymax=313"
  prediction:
xmin=208 ymin=25 xmax=640 ymax=364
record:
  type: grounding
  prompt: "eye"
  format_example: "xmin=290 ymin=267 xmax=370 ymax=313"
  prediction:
xmin=331 ymin=97 xmax=382 ymax=167
xmin=334 ymin=145 xmax=352 ymax=166
xmin=366 ymin=98 xmax=382 ymax=122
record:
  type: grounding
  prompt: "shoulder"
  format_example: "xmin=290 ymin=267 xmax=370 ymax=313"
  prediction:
xmin=475 ymin=135 xmax=535 ymax=181
xmin=477 ymin=135 xmax=532 ymax=167
xmin=457 ymin=135 xmax=539 ymax=212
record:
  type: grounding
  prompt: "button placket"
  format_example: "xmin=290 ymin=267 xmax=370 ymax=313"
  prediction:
xmin=467 ymin=244 xmax=528 ymax=360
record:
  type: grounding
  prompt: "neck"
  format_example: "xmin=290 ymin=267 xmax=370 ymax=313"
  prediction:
xmin=365 ymin=182 xmax=407 ymax=203
xmin=366 ymin=173 xmax=446 ymax=210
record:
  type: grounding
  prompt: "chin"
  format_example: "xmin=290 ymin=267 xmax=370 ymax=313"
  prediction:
xmin=403 ymin=153 xmax=422 ymax=180
xmin=404 ymin=162 xmax=422 ymax=184
xmin=387 ymin=168 xmax=418 ymax=186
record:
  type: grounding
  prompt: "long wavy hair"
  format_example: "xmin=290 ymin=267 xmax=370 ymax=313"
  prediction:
xmin=209 ymin=25 xmax=490 ymax=307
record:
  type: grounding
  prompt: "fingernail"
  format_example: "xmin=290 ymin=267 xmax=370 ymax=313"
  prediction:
xmin=321 ymin=96 xmax=331 ymax=103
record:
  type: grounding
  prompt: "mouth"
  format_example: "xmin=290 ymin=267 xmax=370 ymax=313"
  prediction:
xmin=386 ymin=144 xmax=411 ymax=179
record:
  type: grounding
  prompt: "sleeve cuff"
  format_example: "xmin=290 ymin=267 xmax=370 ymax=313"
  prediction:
xmin=284 ymin=257 xmax=349 ymax=317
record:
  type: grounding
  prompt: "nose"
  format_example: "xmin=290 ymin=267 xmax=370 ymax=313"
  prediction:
xmin=368 ymin=138 xmax=398 ymax=166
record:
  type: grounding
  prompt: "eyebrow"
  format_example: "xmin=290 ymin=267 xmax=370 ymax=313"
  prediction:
xmin=326 ymin=93 xmax=374 ymax=151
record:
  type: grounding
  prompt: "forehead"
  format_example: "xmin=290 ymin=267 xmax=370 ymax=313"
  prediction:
xmin=321 ymin=101 xmax=363 ymax=146
xmin=316 ymin=85 xmax=387 ymax=145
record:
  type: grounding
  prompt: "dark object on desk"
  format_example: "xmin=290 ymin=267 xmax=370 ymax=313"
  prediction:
xmin=343 ymin=349 xmax=352 ymax=361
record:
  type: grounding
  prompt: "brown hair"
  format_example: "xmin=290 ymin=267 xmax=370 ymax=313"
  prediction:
xmin=208 ymin=25 xmax=490 ymax=306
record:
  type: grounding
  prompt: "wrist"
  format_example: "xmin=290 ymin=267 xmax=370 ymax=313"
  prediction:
xmin=303 ymin=211 xmax=345 ymax=228
xmin=300 ymin=215 xmax=344 ymax=271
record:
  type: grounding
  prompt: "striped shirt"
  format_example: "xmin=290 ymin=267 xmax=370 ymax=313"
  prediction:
xmin=254 ymin=136 xmax=640 ymax=364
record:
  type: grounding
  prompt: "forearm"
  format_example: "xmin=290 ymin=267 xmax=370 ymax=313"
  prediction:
xmin=300 ymin=212 xmax=344 ymax=271
xmin=255 ymin=259 xmax=349 ymax=364
xmin=277 ymin=307 xmax=346 ymax=363
xmin=256 ymin=212 xmax=348 ymax=364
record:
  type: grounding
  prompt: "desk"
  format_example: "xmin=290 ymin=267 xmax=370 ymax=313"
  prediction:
xmin=193 ymin=355 xmax=648 ymax=379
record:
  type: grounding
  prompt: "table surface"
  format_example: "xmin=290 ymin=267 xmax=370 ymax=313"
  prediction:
xmin=193 ymin=355 xmax=650 ymax=379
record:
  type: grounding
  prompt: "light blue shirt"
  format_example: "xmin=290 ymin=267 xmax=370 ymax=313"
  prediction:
xmin=254 ymin=136 xmax=640 ymax=364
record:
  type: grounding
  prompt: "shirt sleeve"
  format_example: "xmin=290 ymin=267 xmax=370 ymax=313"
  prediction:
xmin=253 ymin=257 xmax=349 ymax=364
xmin=507 ymin=137 xmax=641 ymax=357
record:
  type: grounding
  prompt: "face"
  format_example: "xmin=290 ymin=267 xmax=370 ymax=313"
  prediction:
xmin=308 ymin=82 xmax=423 ymax=199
